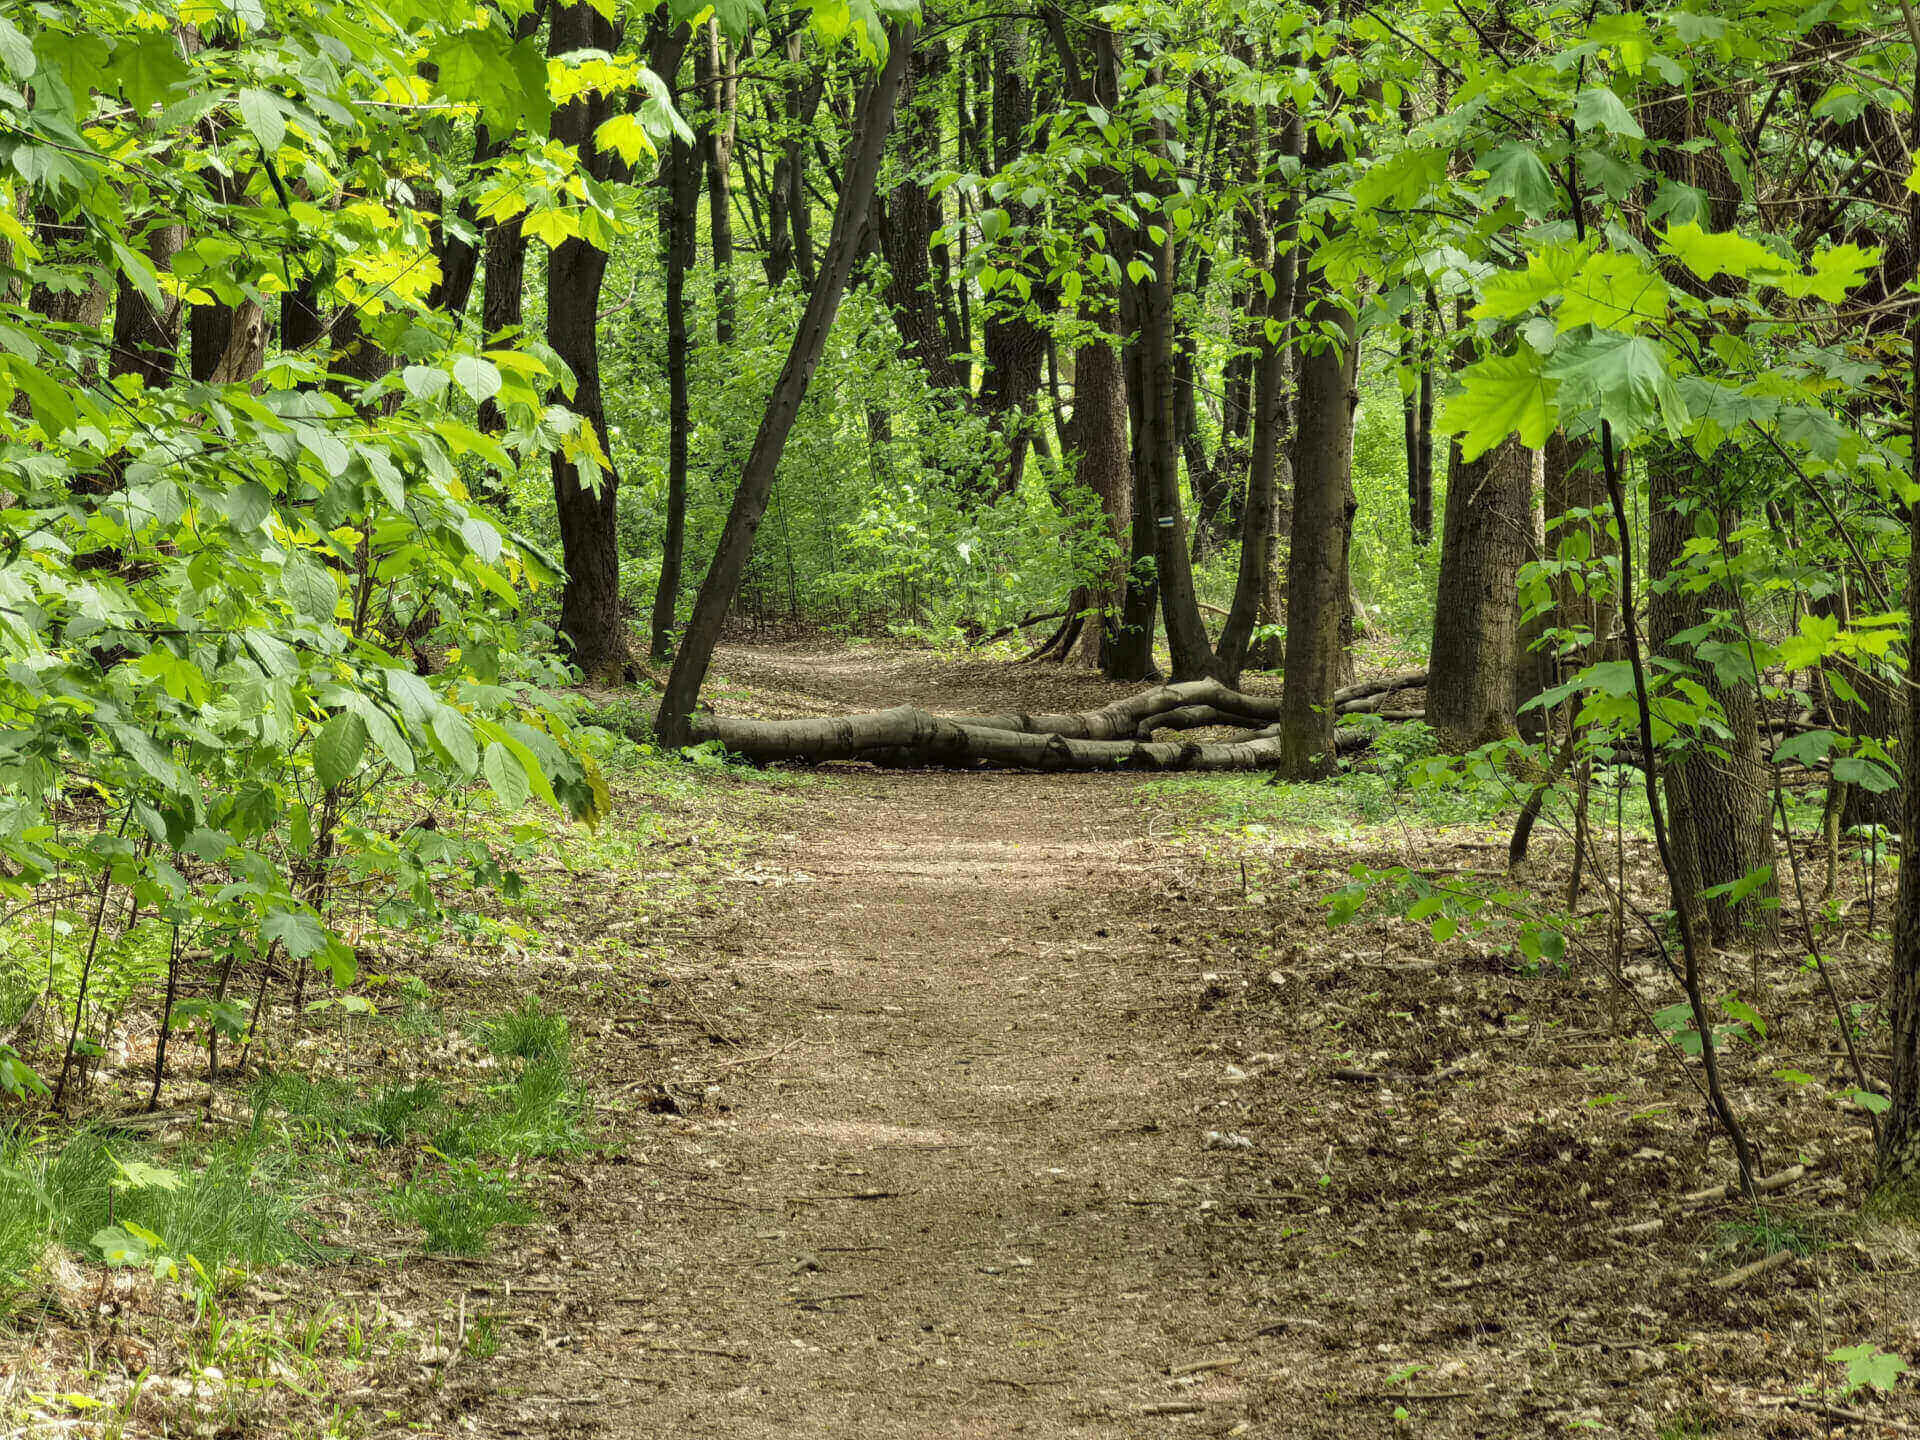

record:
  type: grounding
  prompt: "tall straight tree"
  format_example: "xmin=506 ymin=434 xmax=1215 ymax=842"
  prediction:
xmin=1426 ymin=432 xmax=1532 ymax=749
xmin=698 ymin=19 xmax=739 ymax=344
xmin=546 ymin=1 xmax=634 ymax=681
xmin=656 ymin=22 xmax=917 ymax=747
xmin=652 ymin=121 xmax=702 ymax=660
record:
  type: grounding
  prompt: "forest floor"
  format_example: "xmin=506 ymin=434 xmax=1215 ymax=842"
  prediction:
xmin=5 ymin=641 xmax=1919 ymax=1438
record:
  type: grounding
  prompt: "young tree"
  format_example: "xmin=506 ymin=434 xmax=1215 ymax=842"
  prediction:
xmin=656 ymin=22 xmax=919 ymax=746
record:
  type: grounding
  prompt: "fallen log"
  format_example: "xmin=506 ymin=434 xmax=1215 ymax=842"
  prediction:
xmin=690 ymin=703 xmax=1381 ymax=772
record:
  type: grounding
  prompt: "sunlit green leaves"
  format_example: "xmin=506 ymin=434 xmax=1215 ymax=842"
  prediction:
xmin=1439 ymin=350 xmax=1560 ymax=460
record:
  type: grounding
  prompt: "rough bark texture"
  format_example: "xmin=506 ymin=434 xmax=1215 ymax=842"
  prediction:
xmin=979 ymin=15 xmax=1049 ymax=496
xmin=1062 ymin=334 xmax=1130 ymax=668
xmin=1276 ymin=273 xmax=1358 ymax=780
xmin=547 ymin=2 xmax=630 ymax=682
xmin=1646 ymin=452 xmax=1778 ymax=946
xmin=688 ymin=676 xmax=1404 ymax=770
xmin=1426 ymin=435 xmax=1532 ymax=750
xmin=1216 ymin=112 xmax=1303 ymax=683
xmin=699 ymin=20 xmax=738 ymax=344
xmin=879 ymin=41 xmax=962 ymax=392
xmin=652 ymin=127 xmax=701 ymax=660
xmin=109 ymin=223 xmax=184 ymax=386
xmin=1402 ymin=306 xmax=1434 ymax=544
xmin=657 ymin=23 xmax=917 ymax=747
xmin=477 ymin=213 xmax=529 ymax=433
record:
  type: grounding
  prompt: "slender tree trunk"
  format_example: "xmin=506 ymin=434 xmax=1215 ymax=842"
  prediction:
xmin=657 ymin=24 xmax=917 ymax=746
xmin=1426 ymin=435 xmax=1532 ymax=749
xmin=652 ymin=128 xmax=702 ymax=661
xmin=1646 ymin=450 xmax=1778 ymax=945
xmin=1402 ymin=305 xmax=1435 ymax=543
xmin=782 ymin=30 xmax=822 ymax=292
xmin=700 ymin=20 xmax=739 ymax=344
xmin=1276 ymin=271 xmax=1358 ymax=779
xmin=1064 ymin=334 xmax=1130 ymax=668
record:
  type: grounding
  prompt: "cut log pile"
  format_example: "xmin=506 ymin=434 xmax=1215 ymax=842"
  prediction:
xmin=686 ymin=671 xmax=1429 ymax=772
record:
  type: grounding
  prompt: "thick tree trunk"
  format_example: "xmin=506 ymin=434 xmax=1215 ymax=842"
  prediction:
xmin=109 ymin=222 xmax=184 ymax=386
xmin=1646 ymin=452 xmax=1778 ymax=945
xmin=1878 ymin=247 xmax=1920 ymax=1205
xmin=547 ymin=2 xmax=630 ymax=682
xmin=477 ymin=213 xmax=529 ymax=433
xmin=880 ymin=41 xmax=961 ymax=392
xmin=979 ymin=15 xmax=1049 ymax=497
xmin=1276 ymin=271 xmax=1358 ymax=780
xmin=652 ymin=127 xmax=702 ymax=661
xmin=1426 ymin=435 xmax=1532 ymax=749
xmin=1064 ymin=333 xmax=1130 ymax=668
xmin=1217 ymin=113 xmax=1303 ymax=683
xmin=657 ymin=24 xmax=917 ymax=747
xmin=687 ymin=675 xmax=1405 ymax=770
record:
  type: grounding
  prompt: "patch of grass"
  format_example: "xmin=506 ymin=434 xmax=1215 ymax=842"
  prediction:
xmin=0 ymin=1127 xmax=310 ymax=1297
xmin=435 ymin=1052 xmax=578 ymax=1160
xmin=1716 ymin=1208 xmax=1828 ymax=1259
xmin=0 ymin=1128 xmax=56 ymax=1305
xmin=479 ymin=996 xmax=569 ymax=1062
xmin=359 ymin=1081 xmax=444 ymax=1148
xmin=386 ymin=1162 xmax=531 ymax=1256
xmin=49 ymin=1131 xmax=311 ymax=1281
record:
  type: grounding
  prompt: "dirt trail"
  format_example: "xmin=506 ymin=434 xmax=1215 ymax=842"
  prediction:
xmin=511 ymin=648 xmax=1288 ymax=1436
xmin=474 ymin=644 xmax=1902 ymax=1439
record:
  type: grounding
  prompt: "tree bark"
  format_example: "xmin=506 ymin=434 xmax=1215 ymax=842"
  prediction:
xmin=879 ymin=40 xmax=962 ymax=392
xmin=1065 ymin=334 xmax=1130 ymax=668
xmin=700 ymin=19 xmax=739 ymax=344
xmin=656 ymin=23 xmax=918 ymax=747
xmin=1276 ymin=260 xmax=1358 ymax=779
xmin=1426 ymin=434 xmax=1532 ymax=749
xmin=652 ymin=126 xmax=702 ymax=661
xmin=1216 ymin=111 xmax=1304 ymax=683
xmin=547 ymin=1 xmax=632 ymax=681
xmin=109 ymin=222 xmax=184 ymax=386
xmin=1646 ymin=451 xmax=1778 ymax=945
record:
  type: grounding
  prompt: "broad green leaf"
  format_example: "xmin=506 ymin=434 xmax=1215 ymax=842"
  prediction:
xmin=1572 ymin=86 xmax=1645 ymax=140
xmin=314 ymin=711 xmax=368 ymax=789
xmin=239 ymin=88 xmax=288 ymax=154
xmin=1543 ymin=331 xmax=1687 ymax=443
xmin=1481 ymin=143 xmax=1559 ymax=220
xmin=453 ymin=355 xmax=503 ymax=403
xmin=1661 ymin=222 xmax=1782 ymax=282
xmin=1439 ymin=350 xmax=1560 ymax=461
xmin=263 ymin=907 xmax=331 ymax=960
xmin=283 ymin=554 xmax=338 ymax=622
xmin=483 ymin=742 xmax=531 ymax=811
xmin=1557 ymin=251 xmax=1668 ymax=333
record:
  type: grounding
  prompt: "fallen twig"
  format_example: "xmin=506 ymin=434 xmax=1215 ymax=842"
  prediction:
xmin=1709 ymin=1248 xmax=1796 ymax=1290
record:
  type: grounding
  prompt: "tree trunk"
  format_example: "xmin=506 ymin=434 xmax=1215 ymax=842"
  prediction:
xmin=477 ymin=212 xmax=530 ymax=433
xmin=700 ymin=20 xmax=739 ymax=345
xmin=1216 ymin=112 xmax=1303 ymax=684
xmin=979 ymin=15 xmax=1048 ymax=497
xmin=778 ymin=30 xmax=823 ymax=292
xmin=547 ymin=1 xmax=631 ymax=681
xmin=1402 ymin=304 xmax=1435 ymax=544
xmin=1276 ymin=269 xmax=1358 ymax=780
xmin=109 ymin=222 xmax=184 ymax=386
xmin=1426 ymin=435 xmax=1532 ymax=749
xmin=657 ymin=23 xmax=917 ymax=747
xmin=879 ymin=40 xmax=961 ymax=392
xmin=652 ymin=127 xmax=702 ymax=661
xmin=1646 ymin=452 xmax=1778 ymax=946
xmin=1062 ymin=336 xmax=1130 ymax=668
xmin=1878 ymin=235 xmax=1920 ymax=1205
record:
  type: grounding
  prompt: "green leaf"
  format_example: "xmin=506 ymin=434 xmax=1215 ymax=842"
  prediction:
xmin=433 ymin=708 xmax=480 ymax=776
xmin=92 ymin=1226 xmax=151 ymax=1267
xmin=1438 ymin=350 xmax=1560 ymax=461
xmin=0 ymin=16 xmax=35 ymax=79
xmin=1573 ymin=86 xmax=1645 ymax=140
xmin=1352 ymin=146 xmax=1448 ymax=210
xmin=262 ymin=907 xmax=330 ymax=960
xmin=238 ymin=88 xmax=288 ymax=154
xmin=1481 ymin=143 xmax=1559 ymax=220
xmin=453 ymin=355 xmax=503 ymax=404
xmin=1557 ymin=251 xmax=1668 ymax=334
xmin=1774 ymin=729 xmax=1837 ymax=767
xmin=1543 ymin=331 xmax=1688 ymax=443
xmin=116 ymin=33 xmax=190 ymax=111
xmin=1661 ymin=222 xmax=1783 ymax=283
xmin=483 ymin=742 xmax=531 ymax=811
xmin=282 ymin=554 xmax=338 ymax=622
xmin=314 ymin=711 xmax=368 ymax=790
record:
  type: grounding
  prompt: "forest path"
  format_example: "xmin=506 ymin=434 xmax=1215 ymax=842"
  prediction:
xmin=519 ymin=646 xmax=1293 ymax=1436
